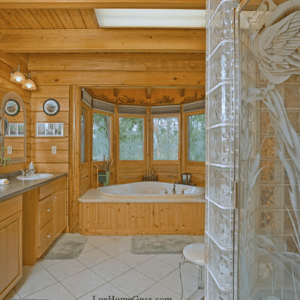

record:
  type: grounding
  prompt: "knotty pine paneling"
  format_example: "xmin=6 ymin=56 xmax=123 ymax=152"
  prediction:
xmin=0 ymin=52 xmax=31 ymax=174
xmin=79 ymin=202 xmax=205 ymax=235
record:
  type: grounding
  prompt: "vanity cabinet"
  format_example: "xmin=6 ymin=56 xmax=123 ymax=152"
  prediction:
xmin=0 ymin=195 xmax=22 ymax=300
xmin=23 ymin=176 xmax=67 ymax=265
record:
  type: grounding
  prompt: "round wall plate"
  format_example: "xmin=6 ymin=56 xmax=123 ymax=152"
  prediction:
xmin=5 ymin=99 xmax=20 ymax=117
xmin=43 ymin=99 xmax=60 ymax=116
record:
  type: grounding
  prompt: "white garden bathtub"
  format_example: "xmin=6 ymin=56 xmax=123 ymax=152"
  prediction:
xmin=79 ymin=182 xmax=205 ymax=203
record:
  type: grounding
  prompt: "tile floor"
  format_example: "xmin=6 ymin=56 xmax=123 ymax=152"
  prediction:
xmin=4 ymin=235 xmax=205 ymax=300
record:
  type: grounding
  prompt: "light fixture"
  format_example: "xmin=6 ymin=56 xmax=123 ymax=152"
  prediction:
xmin=22 ymin=73 xmax=36 ymax=91
xmin=10 ymin=65 xmax=26 ymax=84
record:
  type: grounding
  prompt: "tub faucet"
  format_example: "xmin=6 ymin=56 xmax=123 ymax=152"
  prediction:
xmin=161 ymin=188 xmax=168 ymax=195
xmin=172 ymin=184 xmax=176 ymax=195
xmin=181 ymin=188 xmax=188 ymax=195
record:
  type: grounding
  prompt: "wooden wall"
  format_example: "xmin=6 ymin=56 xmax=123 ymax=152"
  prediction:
xmin=0 ymin=51 xmax=31 ymax=174
xmin=31 ymin=85 xmax=70 ymax=230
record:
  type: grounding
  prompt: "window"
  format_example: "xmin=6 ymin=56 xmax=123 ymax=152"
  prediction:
xmin=153 ymin=117 xmax=179 ymax=160
xmin=93 ymin=113 xmax=110 ymax=161
xmin=119 ymin=117 xmax=144 ymax=160
xmin=188 ymin=113 xmax=205 ymax=161
xmin=80 ymin=107 xmax=87 ymax=163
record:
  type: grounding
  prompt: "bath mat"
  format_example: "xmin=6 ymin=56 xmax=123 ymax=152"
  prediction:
xmin=43 ymin=233 xmax=87 ymax=260
xmin=131 ymin=235 xmax=195 ymax=254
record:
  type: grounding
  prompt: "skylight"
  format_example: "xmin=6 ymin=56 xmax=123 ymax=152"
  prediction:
xmin=95 ymin=9 xmax=206 ymax=28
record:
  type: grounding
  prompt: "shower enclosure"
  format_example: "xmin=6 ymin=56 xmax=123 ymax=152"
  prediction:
xmin=205 ymin=0 xmax=300 ymax=298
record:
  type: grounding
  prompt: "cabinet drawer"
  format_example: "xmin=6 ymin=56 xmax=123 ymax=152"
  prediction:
xmin=39 ymin=177 xmax=67 ymax=200
xmin=0 ymin=195 xmax=22 ymax=222
xmin=39 ymin=196 xmax=53 ymax=229
xmin=39 ymin=220 xmax=54 ymax=257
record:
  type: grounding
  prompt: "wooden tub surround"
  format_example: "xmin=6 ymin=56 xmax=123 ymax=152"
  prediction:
xmin=79 ymin=186 xmax=205 ymax=236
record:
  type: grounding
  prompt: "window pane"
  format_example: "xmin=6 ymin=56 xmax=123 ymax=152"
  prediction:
xmin=119 ymin=117 xmax=144 ymax=160
xmin=153 ymin=117 xmax=178 ymax=160
xmin=81 ymin=107 xmax=86 ymax=163
xmin=188 ymin=113 xmax=205 ymax=161
xmin=93 ymin=113 xmax=110 ymax=161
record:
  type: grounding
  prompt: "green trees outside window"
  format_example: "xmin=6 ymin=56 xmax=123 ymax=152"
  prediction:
xmin=93 ymin=113 xmax=110 ymax=161
xmin=119 ymin=117 xmax=144 ymax=160
xmin=153 ymin=117 xmax=179 ymax=160
xmin=188 ymin=113 xmax=205 ymax=161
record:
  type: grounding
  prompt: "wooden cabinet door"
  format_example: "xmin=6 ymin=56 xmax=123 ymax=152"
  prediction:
xmin=0 ymin=212 xmax=22 ymax=300
xmin=53 ymin=187 xmax=66 ymax=238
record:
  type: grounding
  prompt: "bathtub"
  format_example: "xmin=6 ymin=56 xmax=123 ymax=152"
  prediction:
xmin=78 ymin=182 xmax=205 ymax=236
xmin=79 ymin=181 xmax=205 ymax=203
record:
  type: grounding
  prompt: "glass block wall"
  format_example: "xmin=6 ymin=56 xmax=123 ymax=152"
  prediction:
xmin=205 ymin=0 xmax=238 ymax=298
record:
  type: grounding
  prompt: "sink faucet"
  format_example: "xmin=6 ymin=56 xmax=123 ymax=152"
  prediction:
xmin=172 ymin=184 xmax=176 ymax=195
xmin=20 ymin=169 xmax=30 ymax=177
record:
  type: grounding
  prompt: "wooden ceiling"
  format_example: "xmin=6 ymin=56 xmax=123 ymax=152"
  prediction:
xmin=0 ymin=9 xmax=98 ymax=29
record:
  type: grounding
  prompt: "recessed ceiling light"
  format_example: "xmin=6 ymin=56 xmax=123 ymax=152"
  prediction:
xmin=95 ymin=9 xmax=206 ymax=28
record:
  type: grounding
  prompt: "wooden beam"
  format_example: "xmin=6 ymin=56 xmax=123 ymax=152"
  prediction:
xmin=28 ymin=53 xmax=206 ymax=71
xmin=0 ymin=0 xmax=206 ymax=9
xmin=0 ymin=29 xmax=206 ymax=53
xmin=146 ymin=88 xmax=152 ymax=99
xmin=31 ymin=71 xmax=205 ymax=87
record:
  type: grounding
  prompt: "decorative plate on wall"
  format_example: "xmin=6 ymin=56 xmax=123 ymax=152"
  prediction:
xmin=5 ymin=99 xmax=20 ymax=117
xmin=43 ymin=99 xmax=60 ymax=116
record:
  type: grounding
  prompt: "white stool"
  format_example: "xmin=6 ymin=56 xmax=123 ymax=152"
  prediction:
xmin=179 ymin=243 xmax=205 ymax=300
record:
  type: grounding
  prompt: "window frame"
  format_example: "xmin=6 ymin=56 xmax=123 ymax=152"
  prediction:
xmin=92 ymin=109 xmax=114 ymax=162
xmin=118 ymin=113 xmax=147 ymax=162
xmin=184 ymin=109 xmax=205 ymax=164
xmin=151 ymin=113 xmax=181 ymax=165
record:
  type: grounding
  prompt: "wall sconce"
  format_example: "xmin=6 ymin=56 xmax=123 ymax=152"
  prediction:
xmin=22 ymin=73 xmax=36 ymax=91
xmin=10 ymin=65 xmax=26 ymax=84
xmin=10 ymin=66 xmax=36 ymax=90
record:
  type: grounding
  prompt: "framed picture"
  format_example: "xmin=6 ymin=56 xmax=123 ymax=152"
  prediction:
xmin=6 ymin=123 xmax=24 ymax=137
xmin=36 ymin=123 xmax=64 ymax=137
xmin=5 ymin=99 xmax=20 ymax=117
xmin=43 ymin=99 xmax=60 ymax=116
xmin=9 ymin=123 xmax=17 ymax=136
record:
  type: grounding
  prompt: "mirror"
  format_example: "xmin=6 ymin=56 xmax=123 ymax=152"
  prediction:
xmin=0 ymin=92 xmax=27 ymax=164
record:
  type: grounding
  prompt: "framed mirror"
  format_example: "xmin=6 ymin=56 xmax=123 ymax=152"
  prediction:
xmin=0 ymin=92 xmax=27 ymax=164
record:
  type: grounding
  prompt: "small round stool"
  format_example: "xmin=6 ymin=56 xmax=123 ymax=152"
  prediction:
xmin=179 ymin=243 xmax=205 ymax=300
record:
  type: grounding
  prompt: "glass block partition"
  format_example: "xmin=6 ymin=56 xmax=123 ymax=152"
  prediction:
xmin=205 ymin=0 xmax=238 ymax=298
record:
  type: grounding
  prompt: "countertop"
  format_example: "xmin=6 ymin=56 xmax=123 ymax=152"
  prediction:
xmin=0 ymin=173 xmax=67 ymax=203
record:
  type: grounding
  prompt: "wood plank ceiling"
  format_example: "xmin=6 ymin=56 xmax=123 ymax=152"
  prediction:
xmin=0 ymin=9 xmax=99 ymax=29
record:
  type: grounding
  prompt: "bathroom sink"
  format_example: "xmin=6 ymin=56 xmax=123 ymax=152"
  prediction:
xmin=17 ymin=173 xmax=54 ymax=180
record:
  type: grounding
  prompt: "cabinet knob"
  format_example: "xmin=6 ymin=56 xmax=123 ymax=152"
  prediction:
xmin=54 ymin=196 xmax=57 ymax=199
xmin=47 ymin=235 xmax=51 ymax=238
xmin=47 ymin=209 xmax=51 ymax=212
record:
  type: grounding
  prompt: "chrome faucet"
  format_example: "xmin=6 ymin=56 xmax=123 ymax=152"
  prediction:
xmin=172 ymin=184 xmax=176 ymax=195
xmin=20 ymin=169 xmax=30 ymax=177
xmin=181 ymin=188 xmax=188 ymax=195
xmin=162 ymin=188 xmax=168 ymax=195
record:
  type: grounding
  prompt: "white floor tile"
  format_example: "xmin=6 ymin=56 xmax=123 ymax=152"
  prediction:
xmin=39 ymin=259 xmax=62 ymax=268
xmin=78 ymin=283 xmax=129 ymax=300
xmin=156 ymin=254 xmax=183 ymax=268
xmin=118 ymin=236 xmax=132 ymax=246
xmin=46 ymin=259 xmax=86 ymax=281
xmin=22 ymin=262 xmax=44 ymax=276
xmin=77 ymin=248 xmax=110 ymax=268
xmin=110 ymin=269 xmax=155 ymax=296
xmin=181 ymin=262 xmax=201 ymax=278
xmin=23 ymin=282 xmax=75 ymax=300
xmin=15 ymin=268 xmax=57 ymax=299
xmin=99 ymin=241 xmax=130 ymax=257
xmin=160 ymin=269 xmax=198 ymax=298
xmin=115 ymin=250 xmax=152 ymax=268
xmin=135 ymin=258 xmax=175 ymax=281
xmin=91 ymin=258 xmax=131 ymax=281
xmin=61 ymin=269 xmax=106 ymax=298
xmin=87 ymin=236 xmax=115 ymax=248
xmin=139 ymin=283 xmax=182 ymax=300
xmin=3 ymin=289 xmax=20 ymax=300
xmin=82 ymin=243 xmax=95 ymax=253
